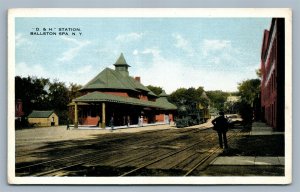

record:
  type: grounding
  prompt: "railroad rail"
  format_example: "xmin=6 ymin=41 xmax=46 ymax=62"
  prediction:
xmin=16 ymin=127 xmax=244 ymax=177
xmin=16 ymin=127 xmax=206 ymax=176
xmin=120 ymin=130 xmax=243 ymax=176
xmin=183 ymin=130 xmax=243 ymax=176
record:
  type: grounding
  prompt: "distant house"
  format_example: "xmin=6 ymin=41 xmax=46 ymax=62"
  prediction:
xmin=226 ymin=96 xmax=241 ymax=103
xmin=28 ymin=110 xmax=59 ymax=127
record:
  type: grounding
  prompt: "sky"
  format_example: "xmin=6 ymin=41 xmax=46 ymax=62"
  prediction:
xmin=15 ymin=17 xmax=271 ymax=94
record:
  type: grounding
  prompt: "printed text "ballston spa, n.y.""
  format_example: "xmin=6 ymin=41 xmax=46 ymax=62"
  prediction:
xmin=30 ymin=28 xmax=82 ymax=36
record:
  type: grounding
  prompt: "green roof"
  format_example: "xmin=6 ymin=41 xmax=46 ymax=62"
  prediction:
xmin=114 ymin=53 xmax=130 ymax=67
xmin=148 ymin=90 xmax=158 ymax=97
xmin=156 ymin=90 xmax=177 ymax=110
xmin=126 ymin=75 xmax=154 ymax=93
xmin=155 ymin=97 xmax=177 ymax=110
xmin=28 ymin=110 xmax=55 ymax=118
xmin=81 ymin=68 xmax=137 ymax=91
xmin=81 ymin=53 xmax=159 ymax=97
xmin=159 ymin=90 xmax=168 ymax=97
xmin=67 ymin=102 xmax=90 ymax=106
xmin=73 ymin=91 xmax=176 ymax=110
xmin=81 ymin=67 xmax=153 ymax=94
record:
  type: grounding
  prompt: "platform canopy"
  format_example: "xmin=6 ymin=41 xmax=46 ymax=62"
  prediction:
xmin=156 ymin=90 xmax=177 ymax=110
xmin=73 ymin=91 xmax=177 ymax=110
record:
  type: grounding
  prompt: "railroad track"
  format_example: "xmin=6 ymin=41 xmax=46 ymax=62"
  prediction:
xmin=183 ymin=130 xmax=243 ymax=176
xmin=119 ymin=132 xmax=217 ymax=176
xmin=15 ymin=127 xmax=187 ymax=166
xmin=119 ymin=130 xmax=242 ymax=176
xmin=16 ymin=126 xmax=243 ymax=177
xmin=15 ymin=128 xmax=171 ymax=162
xmin=16 ymin=126 xmax=206 ymax=161
xmin=16 ymin=127 xmax=208 ymax=176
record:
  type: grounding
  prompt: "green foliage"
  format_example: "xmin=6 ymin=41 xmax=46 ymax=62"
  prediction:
xmin=224 ymin=101 xmax=240 ymax=114
xmin=169 ymin=87 xmax=209 ymax=127
xmin=15 ymin=76 xmax=50 ymax=115
xmin=256 ymin=68 xmax=262 ymax=79
xmin=168 ymin=88 xmax=186 ymax=104
xmin=206 ymin=90 xmax=230 ymax=111
xmin=146 ymin=85 xmax=163 ymax=96
xmin=236 ymin=78 xmax=261 ymax=127
xmin=15 ymin=76 xmax=82 ymax=126
xmin=15 ymin=117 xmax=31 ymax=129
xmin=68 ymin=83 xmax=83 ymax=102
xmin=238 ymin=101 xmax=253 ymax=129
xmin=55 ymin=110 xmax=70 ymax=125
xmin=48 ymin=80 xmax=69 ymax=110
xmin=169 ymin=86 xmax=209 ymax=109
xmin=238 ymin=79 xmax=261 ymax=106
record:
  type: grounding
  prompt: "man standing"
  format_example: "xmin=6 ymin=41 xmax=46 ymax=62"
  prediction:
xmin=110 ymin=116 xmax=114 ymax=131
xmin=138 ymin=116 xmax=143 ymax=127
xmin=66 ymin=118 xmax=70 ymax=130
xmin=212 ymin=111 xmax=229 ymax=149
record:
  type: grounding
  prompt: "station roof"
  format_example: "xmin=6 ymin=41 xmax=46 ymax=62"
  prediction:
xmin=159 ymin=90 xmax=168 ymax=97
xmin=73 ymin=91 xmax=176 ymax=110
xmin=80 ymin=68 xmax=155 ymax=95
xmin=28 ymin=110 xmax=56 ymax=118
xmin=81 ymin=68 xmax=136 ymax=91
xmin=80 ymin=54 xmax=157 ymax=98
xmin=155 ymin=97 xmax=177 ymax=110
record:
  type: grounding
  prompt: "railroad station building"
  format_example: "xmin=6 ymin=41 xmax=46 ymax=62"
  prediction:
xmin=260 ymin=18 xmax=285 ymax=131
xmin=70 ymin=53 xmax=177 ymax=128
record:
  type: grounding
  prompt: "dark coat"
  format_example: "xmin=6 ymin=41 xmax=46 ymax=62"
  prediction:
xmin=212 ymin=115 xmax=229 ymax=132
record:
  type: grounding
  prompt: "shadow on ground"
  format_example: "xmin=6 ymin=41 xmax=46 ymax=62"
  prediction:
xmin=221 ymin=134 xmax=284 ymax=156
xmin=194 ymin=133 xmax=285 ymax=176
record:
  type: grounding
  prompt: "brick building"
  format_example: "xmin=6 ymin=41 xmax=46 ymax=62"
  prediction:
xmin=70 ymin=53 xmax=177 ymax=128
xmin=260 ymin=18 xmax=285 ymax=131
xmin=15 ymin=99 xmax=24 ymax=121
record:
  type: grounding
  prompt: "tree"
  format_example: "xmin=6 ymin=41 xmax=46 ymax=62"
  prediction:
xmin=68 ymin=83 xmax=83 ymax=102
xmin=48 ymin=80 xmax=69 ymax=109
xmin=169 ymin=86 xmax=209 ymax=108
xmin=238 ymin=79 xmax=261 ymax=106
xmin=146 ymin=85 xmax=163 ymax=96
xmin=15 ymin=76 xmax=79 ymax=126
xmin=224 ymin=101 xmax=240 ymax=114
xmin=237 ymin=78 xmax=261 ymax=127
xmin=168 ymin=88 xmax=187 ymax=105
xmin=47 ymin=80 xmax=70 ymax=124
xmin=206 ymin=90 xmax=230 ymax=111
xmin=15 ymin=76 xmax=50 ymax=115
xmin=256 ymin=68 xmax=262 ymax=79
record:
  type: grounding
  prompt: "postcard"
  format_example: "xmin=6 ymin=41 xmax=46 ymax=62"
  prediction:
xmin=8 ymin=8 xmax=292 ymax=184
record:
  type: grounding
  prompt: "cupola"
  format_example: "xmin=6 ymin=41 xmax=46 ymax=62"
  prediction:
xmin=114 ymin=53 xmax=131 ymax=76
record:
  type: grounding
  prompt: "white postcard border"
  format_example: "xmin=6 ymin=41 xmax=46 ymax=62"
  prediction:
xmin=8 ymin=8 xmax=292 ymax=185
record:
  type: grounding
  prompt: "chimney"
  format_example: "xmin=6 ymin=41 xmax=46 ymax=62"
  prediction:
xmin=135 ymin=76 xmax=141 ymax=83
